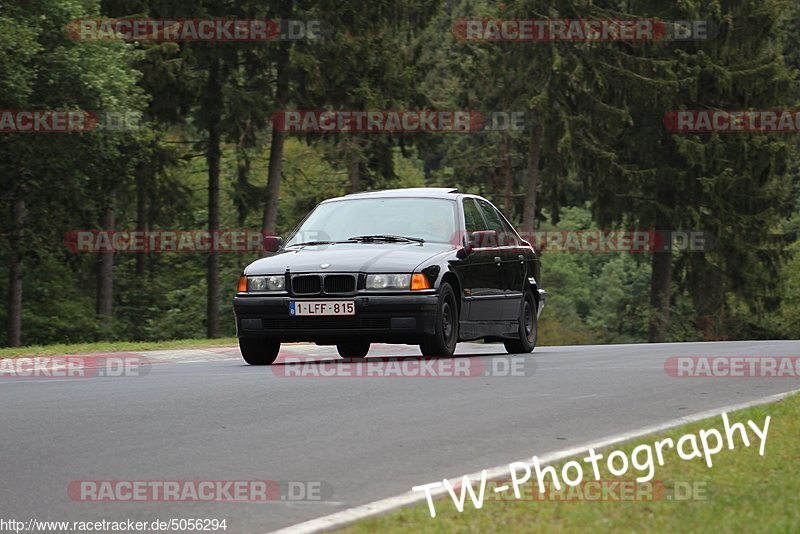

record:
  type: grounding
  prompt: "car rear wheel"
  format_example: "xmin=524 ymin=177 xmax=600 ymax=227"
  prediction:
xmin=504 ymin=292 xmax=537 ymax=354
xmin=337 ymin=342 xmax=370 ymax=359
xmin=239 ymin=338 xmax=281 ymax=365
xmin=420 ymin=283 xmax=458 ymax=357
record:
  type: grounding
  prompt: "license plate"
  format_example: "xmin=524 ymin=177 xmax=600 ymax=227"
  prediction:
xmin=290 ymin=300 xmax=355 ymax=316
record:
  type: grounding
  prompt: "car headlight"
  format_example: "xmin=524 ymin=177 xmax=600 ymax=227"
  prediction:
xmin=366 ymin=273 xmax=412 ymax=290
xmin=247 ymin=275 xmax=285 ymax=292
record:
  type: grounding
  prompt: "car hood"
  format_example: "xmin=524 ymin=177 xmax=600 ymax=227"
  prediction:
xmin=244 ymin=242 xmax=452 ymax=274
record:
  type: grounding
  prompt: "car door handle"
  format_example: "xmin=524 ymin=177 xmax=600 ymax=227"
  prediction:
xmin=518 ymin=254 xmax=524 ymax=262
xmin=494 ymin=256 xmax=502 ymax=264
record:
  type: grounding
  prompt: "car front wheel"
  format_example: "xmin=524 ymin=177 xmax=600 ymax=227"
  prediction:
xmin=239 ymin=338 xmax=281 ymax=365
xmin=420 ymin=283 xmax=458 ymax=357
xmin=504 ymin=292 xmax=537 ymax=354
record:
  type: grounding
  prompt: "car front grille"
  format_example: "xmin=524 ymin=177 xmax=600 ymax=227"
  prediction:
xmin=324 ymin=275 xmax=355 ymax=294
xmin=291 ymin=274 xmax=356 ymax=296
xmin=292 ymin=275 xmax=322 ymax=295
xmin=262 ymin=317 xmax=390 ymax=330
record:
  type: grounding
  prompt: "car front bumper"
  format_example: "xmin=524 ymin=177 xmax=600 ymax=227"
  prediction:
xmin=233 ymin=293 xmax=440 ymax=343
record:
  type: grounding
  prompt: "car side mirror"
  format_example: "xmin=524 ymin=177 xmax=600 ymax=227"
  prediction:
xmin=263 ymin=235 xmax=283 ymax=253
xmin=470 ymin=230 xmax=498 ymax=249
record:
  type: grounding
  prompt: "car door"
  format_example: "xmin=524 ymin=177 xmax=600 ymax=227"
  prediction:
xmin=457 ymin=197 xmax=506 ymax=321
xmin=475 ymin=199 xmax=525 ymax=320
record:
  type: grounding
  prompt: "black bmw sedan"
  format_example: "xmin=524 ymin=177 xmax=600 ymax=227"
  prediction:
xmin=233 ymin=188 xmax=546 ymax=365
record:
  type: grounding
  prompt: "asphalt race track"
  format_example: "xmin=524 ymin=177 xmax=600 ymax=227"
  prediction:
xmin=2 ymin=340 xmax=799 ymax=532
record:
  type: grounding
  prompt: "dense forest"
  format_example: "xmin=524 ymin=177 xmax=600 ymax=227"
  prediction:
xmin=1 ymin=0 xmax=799 ymax=348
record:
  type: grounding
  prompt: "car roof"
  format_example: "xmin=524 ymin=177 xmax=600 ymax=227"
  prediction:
xmin=324 ymin=187 xmax=460 ymax=202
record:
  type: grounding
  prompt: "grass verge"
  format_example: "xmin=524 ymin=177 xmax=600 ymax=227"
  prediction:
xmin=345 ymin=392 xmax=800 ymax=532
xmin=0 ymin=337 xmax=239 ymax=359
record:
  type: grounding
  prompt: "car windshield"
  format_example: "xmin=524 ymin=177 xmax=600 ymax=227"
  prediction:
xmin=285 ymin=197 xmax=458 ymax=246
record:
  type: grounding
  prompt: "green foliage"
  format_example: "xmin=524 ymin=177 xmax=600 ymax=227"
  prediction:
xmin=535 ymin=206 xmax=671 ymax=345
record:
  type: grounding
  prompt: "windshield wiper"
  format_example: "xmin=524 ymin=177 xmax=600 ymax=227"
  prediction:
xmin=347 ymin=234 xmax=425 ymax=244
xmin=287 ymin=240 xmax=341 ymax=247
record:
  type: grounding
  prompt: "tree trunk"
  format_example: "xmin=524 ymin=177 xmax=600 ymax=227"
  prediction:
xmin=262 ymin=44 xmax=289 ymax=236
xmin=501 ymin=131 xmax=513 ymax=214
xmin=521 ymin=117 xmax=544 ymax=232
xmin=347 ymin=136 xmax=361 ymax=193
xmin=6 ymin=199 xmax=25 ymax=347
xmin=235 ymin=142 xmax=251 ymax=227
xmin=96 ymin=190 xmax=115 ymax=338
xmin=135 ymin=165 xmax=149 ymax=277
xmin=262 ymin=125 xmax=285 ymax=235
xmin=648 ymin=245 xmax=673 ymax=342
xmin=206 ymin=59 xmax=222 ymax=339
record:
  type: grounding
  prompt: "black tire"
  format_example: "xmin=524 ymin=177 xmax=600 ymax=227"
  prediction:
xmin=504 ymin=292 xmax=537 ymax=354
xmin=337 ymin=342 xmax=370 ymax=358
xmin=239 ymin=338 xmax=281 ymax=365
xmin=419 ymin=283 xmax=459 ymax=357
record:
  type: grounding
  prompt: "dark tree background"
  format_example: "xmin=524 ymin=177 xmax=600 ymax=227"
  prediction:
xmin=1 ymin=0 xmax=798 ymax=347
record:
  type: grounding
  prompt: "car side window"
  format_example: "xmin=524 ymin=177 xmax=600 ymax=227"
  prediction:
xmin=476 ymin=200 xmax=504 ymax=232
xmin=463 ymin=198 xmax=485 ymax=236
xmin=495 ymin=209 xmax=520 ymax=246
xmin=477 ymin=199 xmax=518 ymax=246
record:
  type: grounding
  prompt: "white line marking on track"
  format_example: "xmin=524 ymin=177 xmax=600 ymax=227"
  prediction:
xmin=268 ymin=387 xmax=800 ymax=534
